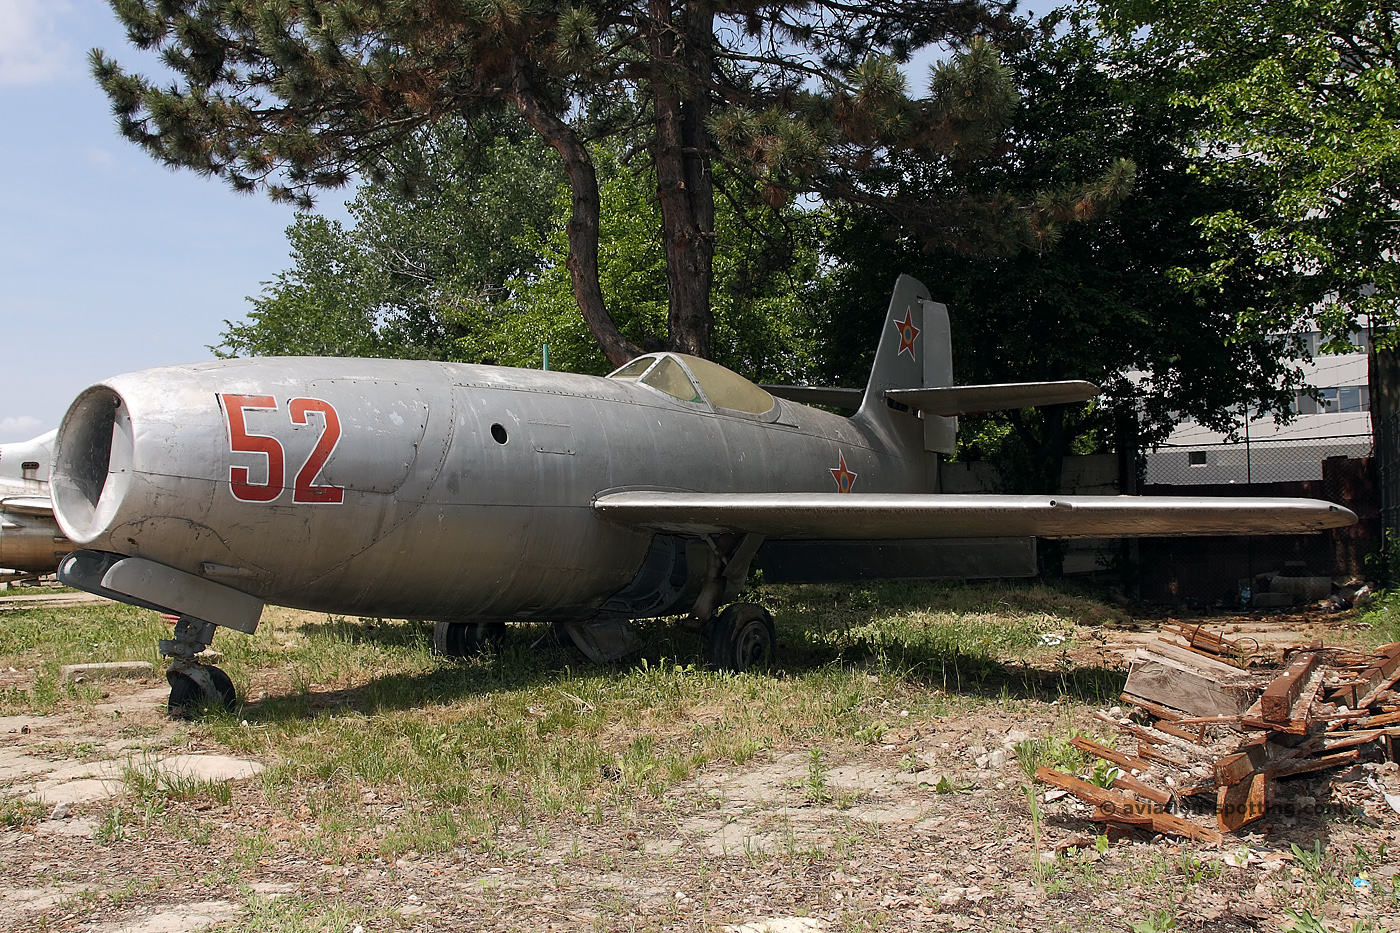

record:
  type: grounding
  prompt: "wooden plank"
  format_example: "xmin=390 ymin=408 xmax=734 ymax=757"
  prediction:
xmin=1035 ymin=766 xmax=1125 ymax=808
xmin=1265 ymin=748 xmax=1360 ymax=779
xmin=1092 ymin=804 xmax=1152 ymax=825
xmin=1261 ymin=651 xmax=1321 ymax=723
xmin=1109 ymin=721 xmax=1218 ymax=760
xmin=1357 ymin=644 xmax=1400 ymax=708
xmin=1154 ymin=720 xmax=1208 ymax=745
xmin=1315 ymin=729 xmax=1385 ymax=753
xmin=1092 ymin=803 xmax=1223 ymax=845
xmin=1120 ymin=692 xmax=1184 ymax=722
xmin=1071 ymin=736 xmax=1153 ymax=773
xmin=1111 ymin=773 xmax=1173 ymax=806
xmin=1039 ymin=767 xmax=1219 ymax=844
xmin=1217 ymin=772 xmax=1267 ymax=832
xmin=1137 ymin=743 xmax=1188 ymax=769
xmin=1125 ymin=645 xmax=1261 ymax=719
xmin=1214 ymin=752 xmax=1257 ymax=788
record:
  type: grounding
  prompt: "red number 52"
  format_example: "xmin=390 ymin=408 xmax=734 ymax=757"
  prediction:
xmin=220 ymin=394 xmax=345 ymax=504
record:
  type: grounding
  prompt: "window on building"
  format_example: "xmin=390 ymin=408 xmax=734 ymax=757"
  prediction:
xmin=1189 ymin=451 xmax=1208 ymax=466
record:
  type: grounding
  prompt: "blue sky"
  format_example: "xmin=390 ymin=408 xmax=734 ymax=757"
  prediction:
xmin=0 ymin=0 xmax=325 ymax=441
xmin=0 ymin=0 xmax=1053 ymax=443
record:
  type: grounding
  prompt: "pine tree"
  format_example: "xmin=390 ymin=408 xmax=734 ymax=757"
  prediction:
xmin=93 ymin=1 xmax=1091 ymax=365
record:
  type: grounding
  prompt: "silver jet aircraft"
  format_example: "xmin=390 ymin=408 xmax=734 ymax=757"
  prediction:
xmin=47 ymin=276 xmax=1355 ymax=714
xmin=0 ymin=431 xmax=74 ymax=581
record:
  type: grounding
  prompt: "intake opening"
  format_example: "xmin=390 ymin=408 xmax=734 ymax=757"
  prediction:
xmin=51 ymin=385 xmax=133 ymax=545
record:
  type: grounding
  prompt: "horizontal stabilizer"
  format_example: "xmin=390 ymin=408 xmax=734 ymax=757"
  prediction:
xmin=762 ymin=380 xmax=1099 ymax=414
xmin=761 ymin=385 xmax=864 ymax=408
xmin=886 ymin=381 xmax=1099 ymax=416
xmin=594 ymin=492 xmax=1355 ymax=540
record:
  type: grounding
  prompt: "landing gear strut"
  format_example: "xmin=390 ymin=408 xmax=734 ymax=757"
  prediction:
xmin=160 ymin=615 xmax=236 ymax=718
xmin=705 ymin=603 xmax=776 ymax=672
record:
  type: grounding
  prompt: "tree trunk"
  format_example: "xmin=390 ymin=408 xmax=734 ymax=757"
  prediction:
xmin=649 ymin=0 xmax=716 ymax=358
xmin=508 ymin=63 xmax=641 ymax=368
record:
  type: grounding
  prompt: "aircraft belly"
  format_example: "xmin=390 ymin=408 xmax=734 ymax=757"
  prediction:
xmin=270 ymin=504 xmax=643 ymax=619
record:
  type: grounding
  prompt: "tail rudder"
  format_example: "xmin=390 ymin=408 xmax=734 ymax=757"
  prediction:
xmin=855 ymin=275 xmax=956 ymax=455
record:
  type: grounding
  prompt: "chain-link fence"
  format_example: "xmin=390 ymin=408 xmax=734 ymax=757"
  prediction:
xmin=1145 ymin=434 xmax=1373 ymax=487
xmin=1135 ymin=433 xmax=1378 ymax=602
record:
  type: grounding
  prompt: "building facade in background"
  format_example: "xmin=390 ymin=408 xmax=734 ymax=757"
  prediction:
xmin=1145 ymin=332 xmax=1372 ymax=486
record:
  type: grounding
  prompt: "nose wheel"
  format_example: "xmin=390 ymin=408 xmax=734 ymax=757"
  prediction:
xmin=159 ymin=614 xmax=237 ymax=717
xmin=166 ymin=663 xmax=236 ymax=718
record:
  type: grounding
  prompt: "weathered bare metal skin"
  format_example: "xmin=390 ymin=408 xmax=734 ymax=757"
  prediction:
xmin=0 ymin=432 xmax=73 ymax=574
xmin=47 ymin=275 xmax=1359 ymax=630
xmin=51 ymin=357 xmax=920 ymax=621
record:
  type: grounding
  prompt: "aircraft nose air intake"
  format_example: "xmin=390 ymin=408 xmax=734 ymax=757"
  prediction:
xmin=51 ymin=385 xmax=134 ymax=545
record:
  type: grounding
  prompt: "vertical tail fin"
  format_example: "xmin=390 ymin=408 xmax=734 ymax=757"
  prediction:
xmin=855 ymin=275 xmax=957 ymax=455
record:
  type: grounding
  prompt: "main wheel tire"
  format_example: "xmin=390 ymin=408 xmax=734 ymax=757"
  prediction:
xmin=433 ymin=621 xmax=507 ymax=658
xmin=167 ymin=665 xmax=237 ymax=718
xmin=705 ymin=603 xmax=776 ymax=672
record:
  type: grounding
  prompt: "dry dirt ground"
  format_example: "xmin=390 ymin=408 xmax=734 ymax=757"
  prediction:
xmin=3 ymin=609 xmax=1399 ymax=933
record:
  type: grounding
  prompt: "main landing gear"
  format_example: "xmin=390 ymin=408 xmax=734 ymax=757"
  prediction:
xmin=705 ymin=603 xmax=776 ymax=672
xmin=433 ymin=621 xmax=507 ymax=658
xmin=160 ymin=615 xmax=236 ymax=718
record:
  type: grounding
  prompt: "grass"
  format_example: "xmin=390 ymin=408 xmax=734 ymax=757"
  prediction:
xmin=5 ymin=577 xmax=1394 ymax=933
xmin=1 ymin=579 xmax=1129 ymax=869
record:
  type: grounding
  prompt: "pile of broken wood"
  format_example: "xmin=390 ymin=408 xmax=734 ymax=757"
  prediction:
xmin=1035 ymin=622 xmax=1400 ymax=845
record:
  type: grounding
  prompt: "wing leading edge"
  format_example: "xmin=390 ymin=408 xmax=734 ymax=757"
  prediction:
xmin=592 ymin=492 xmax=1356 ymax=540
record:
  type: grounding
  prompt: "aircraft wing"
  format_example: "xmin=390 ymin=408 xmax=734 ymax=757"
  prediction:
xmin=592 ymin=492 xmax=1356 ymax=539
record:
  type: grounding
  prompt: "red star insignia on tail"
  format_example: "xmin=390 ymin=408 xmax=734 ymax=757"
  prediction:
xmin=893 ymin=308 xmax=920 ymax=359
xmin=830 ymin=452 xmax=858 ymax=494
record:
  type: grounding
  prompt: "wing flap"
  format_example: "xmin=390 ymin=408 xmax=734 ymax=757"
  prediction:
xmin=593 ymin=492 xmax=1355 ymax=540
xmin=886 ymin=381 xmax=1100 ymax=416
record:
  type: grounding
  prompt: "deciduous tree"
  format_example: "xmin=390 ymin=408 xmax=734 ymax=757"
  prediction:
xmin=817 ymin=15 xmax=1312 ymax=492
xmin=1096 ymin=0 xmax=1400 ymax=345
xmin=94 ymin=0 xmax=1085 ymax=365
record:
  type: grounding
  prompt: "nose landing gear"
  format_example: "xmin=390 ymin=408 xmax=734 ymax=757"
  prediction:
xmin=160 ymin=615 xmax=236 ymax=718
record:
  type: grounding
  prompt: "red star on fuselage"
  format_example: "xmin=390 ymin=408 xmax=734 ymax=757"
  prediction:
xmin=830 ymin=452 xmax=858 ymax=493
xmin=894 ymin=308 xmax=920 ymax=359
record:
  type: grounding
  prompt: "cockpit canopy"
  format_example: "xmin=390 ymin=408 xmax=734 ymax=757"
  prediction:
xmin=607 ymin=353 xmax=775 ymax=416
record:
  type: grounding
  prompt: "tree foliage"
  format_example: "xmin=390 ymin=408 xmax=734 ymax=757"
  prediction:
xmin=1097 ymin=0 xmax=1400 ymax=345
xmin=219 ymin=114 xmax=564 ymax=360
xmin=94 ymin=0 xmax=1125 ymax=366
xmin=220 ymin=117 xmax=822 ymax=382
xmin=817 ymin=15 xmax=1311 ymax=492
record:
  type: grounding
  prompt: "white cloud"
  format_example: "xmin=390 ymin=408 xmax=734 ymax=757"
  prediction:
xmin=0 ymin=0 xmax=73 ymax=86
xmin=0 ymin=415 xmax=44 ymax=442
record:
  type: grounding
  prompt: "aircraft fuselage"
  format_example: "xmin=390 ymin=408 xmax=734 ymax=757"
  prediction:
xmin=52 ymin=358 xmax=924 ymax=622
